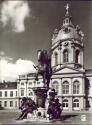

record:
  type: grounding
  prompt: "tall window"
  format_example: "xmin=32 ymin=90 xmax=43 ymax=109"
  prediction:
xmin=10 ymin=101 xmax=13 ymax=107
xmin=15 ymin=101 xmax=17 ymax=107
xmin=28 ymin=90 xmax=33 ymax=96
xmin=21 ymin=82 xmax=24 ymax=85
xmin=5 ymin=91 xmax=7 ymax=97
xmin=63 ymin=99 xmax=68 ymax=108
xmin=4 ymin=101 xmax=7 ymax=107
xmin=63 ymin=49 xmax=68 ymax=62
xmin=75 ymin=50 xmax=80 ymax=63
xmin=37 ymin=82 xmax=40 ymax=84
xmin=21 ymin=89 xmax=24 ymax=96
xmin=73 ymin=99 xmax=79 ymax=108
xmin=29 ymin=82 xmax=32 ymax=85
xmin=16 ymin=91 xmax=17 ymax=97
xmin=54 ymin=52 xmax=58 ymax=65
xmin=62 ymin=81 xmax=69 ymax=94
xmin=52 ymin=81 xmax=59 ymax=93
xmin=0 ymin=91 xmax=2 ymax=97
xmin=10 ymin=91 xmax=13 ymax=97
xmin=73 ymin=81 xmax=80 ymax=94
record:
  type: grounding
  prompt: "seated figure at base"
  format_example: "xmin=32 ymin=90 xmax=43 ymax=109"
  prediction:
xmin=17 ymin=97 xmax=37 ymax=120
xmin=47 ymin=89 xmax=63 ymax=120
xmin=54 ymin=98 xmax=63 ymax=119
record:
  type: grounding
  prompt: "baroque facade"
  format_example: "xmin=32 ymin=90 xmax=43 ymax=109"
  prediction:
xmin=51 ymin=5 xmax=85 ymax=111
xmin=50 ymin=5 xmax=92 ymax=111
xmin=0 ymin=4 xmax=92 ymax=111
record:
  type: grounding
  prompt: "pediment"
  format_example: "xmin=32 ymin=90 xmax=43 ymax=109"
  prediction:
xmin=53 ymin=66 xmax=84 ymax=74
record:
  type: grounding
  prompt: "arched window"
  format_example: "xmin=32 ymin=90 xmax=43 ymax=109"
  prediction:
xmin=63 ymin=99 xmax=68 ymax=108
xmin=54 ymin=52 xmax=58 ymax=65
xmin=75 ymin=50 xmax=80 ymax=63
xmin=63 ymin=49 xmax=68 ymax=62
xmin=73 ymin=81 xmax=80 ymax=94
xmin=62 ymin=81 xmax=69 ymax=94
xmin=52 ymin=81 xmax=59 ymax=93
xmin=73 ymin=99 xmax=79 ymax=108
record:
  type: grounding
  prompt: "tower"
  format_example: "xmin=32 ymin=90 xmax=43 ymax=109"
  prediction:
xmin=51 ymin=4 xmax=85 ymax=111
xmin=51 ymin=4 xmax=84 ymax=72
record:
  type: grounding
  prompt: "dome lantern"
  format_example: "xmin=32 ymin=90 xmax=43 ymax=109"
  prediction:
xmin=63 ymin=3 xmax=73 ymax=27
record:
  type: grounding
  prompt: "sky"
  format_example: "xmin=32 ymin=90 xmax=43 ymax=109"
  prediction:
xmin=0 ymin=0 xmax=92 ymax=81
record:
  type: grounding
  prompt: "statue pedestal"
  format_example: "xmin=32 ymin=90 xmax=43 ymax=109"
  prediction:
xmin=16 ymin=88 xmax=62 ymax=123
xmin=27 ymin=108 xmax=50 ymax=122
xmin=26 ymin=87 xmax=50 ymax=122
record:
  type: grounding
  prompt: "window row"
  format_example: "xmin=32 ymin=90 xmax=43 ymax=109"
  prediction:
xmin=0 ymin=91 xmax=17 ymax=97
xmin=21 ymin=81 xmax=41 ymax=86
xmin=20 ymin=89 xmax=34 ymax=96
xmin=63 ymin=99 xmax=79 ymax=109
xmin=52 ymin=80 xmax=80 ymax=94
xmin=0 ymin=101 xmax=17 ymax=107
xmin=54 ymin=49 xmax=80 ymax=65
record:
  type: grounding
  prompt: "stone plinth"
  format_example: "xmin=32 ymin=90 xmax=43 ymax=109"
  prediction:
xmin=27 ymin=108 xmax=50 ymax=122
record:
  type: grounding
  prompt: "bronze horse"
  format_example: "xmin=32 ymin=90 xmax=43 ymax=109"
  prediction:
xmin=34 ymin=50 xmax=52 ymax=88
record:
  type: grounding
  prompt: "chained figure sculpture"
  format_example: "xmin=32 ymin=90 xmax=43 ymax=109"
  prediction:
xmin=17 ymin=97 xmax=37 ymax=120
xmin=34 ymin=50 xmax=52 ymax=88
xmin=47 ymin=89 xmax=63 ymax=120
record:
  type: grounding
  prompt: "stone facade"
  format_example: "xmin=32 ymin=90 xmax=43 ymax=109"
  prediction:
xmin=0 ymin=82 xmax=18 ymax=109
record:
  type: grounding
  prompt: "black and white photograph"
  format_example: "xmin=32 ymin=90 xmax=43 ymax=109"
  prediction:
xmin=0 ymin=0 xmax=92 ymax=124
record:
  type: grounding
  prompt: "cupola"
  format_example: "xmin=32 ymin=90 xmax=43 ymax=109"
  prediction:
xmin=52 ymin=4 xmax=84 ymax=46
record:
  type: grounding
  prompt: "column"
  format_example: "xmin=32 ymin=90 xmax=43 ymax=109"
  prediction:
xmin=26 ymin=77 xmax=28 ymax=97
xmin=58 ymin=78 xmax=62 ymax=104
xmin=69 ymin=97 xmax=73 ymax=111
xmin=17 ymin=78 xmax=20 ymax=109
xmin=79 ymin=97 xmax=84 ymax=111
xmin=71 ymin=78 xmax=73 ymax=95
xmin=82 ymin=77 xmax=85 ymax=95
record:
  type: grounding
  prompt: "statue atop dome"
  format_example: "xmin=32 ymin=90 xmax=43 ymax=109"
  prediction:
xmin=65 ymin=3 xmax=70 ymax=16
xmin=52 ymin=28 xmax=58 ymax=40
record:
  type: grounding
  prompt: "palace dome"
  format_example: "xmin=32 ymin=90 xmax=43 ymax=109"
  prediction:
xmin=57 ymin=25 xmax=82 ymax=41
xmin=52 ymin=4 xmax=84 ymax=44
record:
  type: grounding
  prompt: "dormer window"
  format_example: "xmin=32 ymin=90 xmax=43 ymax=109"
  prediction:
xmin=5 ymin=84 xmax=8 ymax=88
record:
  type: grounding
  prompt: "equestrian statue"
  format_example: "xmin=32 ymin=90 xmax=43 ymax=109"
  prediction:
xmin=34 ymin=50 xmax=52 ymax=88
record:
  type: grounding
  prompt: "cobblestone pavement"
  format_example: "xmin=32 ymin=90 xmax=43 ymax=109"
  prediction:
xmin=0 ymin=110 xmax=92 ymax=124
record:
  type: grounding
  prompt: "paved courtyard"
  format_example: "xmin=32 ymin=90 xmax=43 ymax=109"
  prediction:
xmin=0 ymin=110 xmax=92 ymax=124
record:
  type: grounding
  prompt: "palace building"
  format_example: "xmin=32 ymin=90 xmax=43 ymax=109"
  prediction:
xmin=50 ymin=4 xmax=92 ymax=111
xmin=0 ymin=82 xmax=18 ymax=109
xmin=0 ymin=4 xmax=92 ymax=111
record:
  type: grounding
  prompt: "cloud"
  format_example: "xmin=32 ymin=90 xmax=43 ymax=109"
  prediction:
xmin=0 ymin=51 xmax=13 ymax=61
xmin=0 ymin=58 xmax=36 ymax=82
xmin=0 ymin=0 xmax=30 ymax=32
xmin=0 ymin=51 xmax=5 ymax=56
